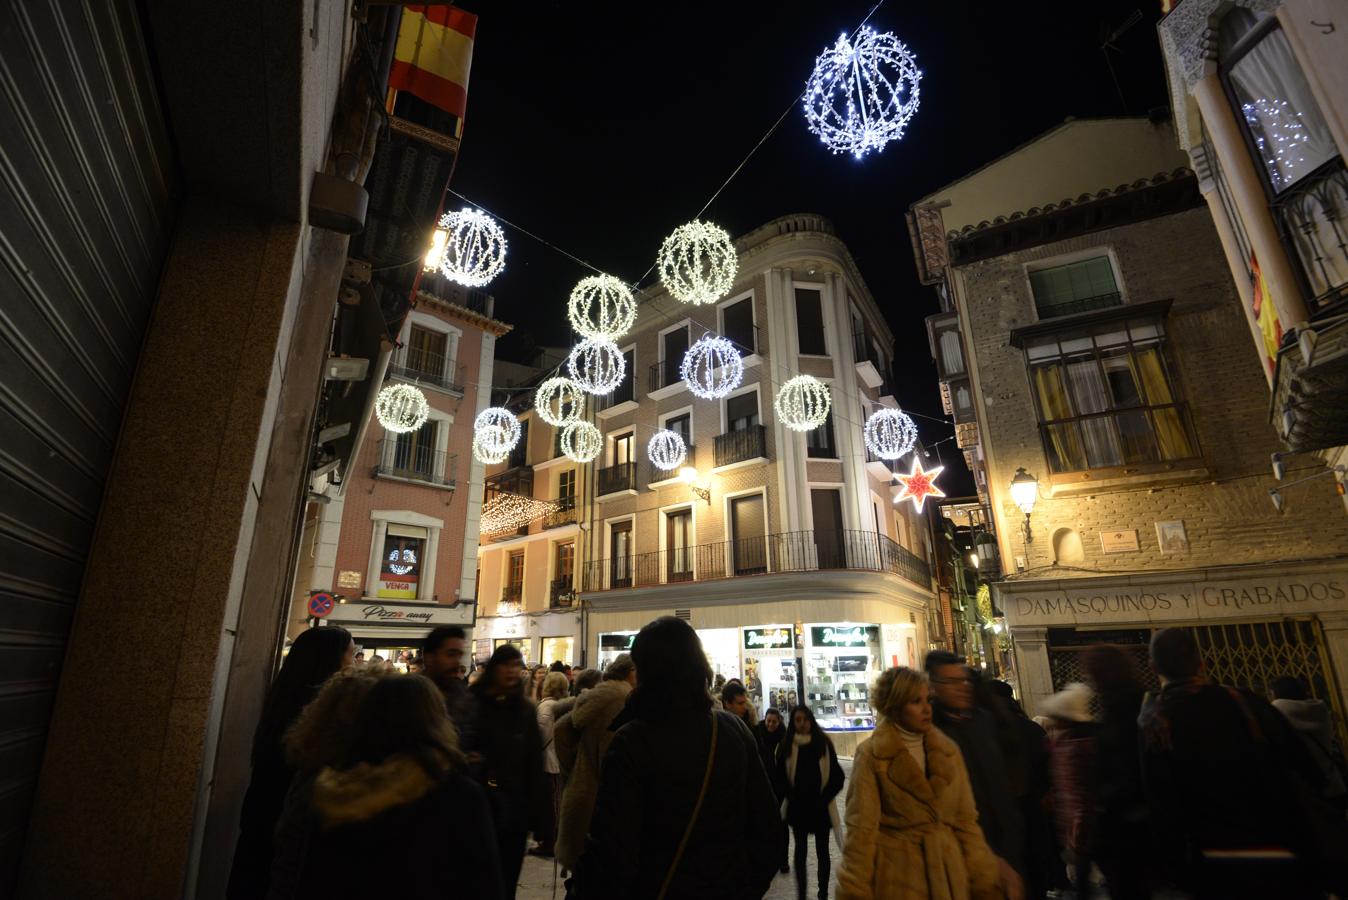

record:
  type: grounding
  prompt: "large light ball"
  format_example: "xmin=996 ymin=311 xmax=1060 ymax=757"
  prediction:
xmin=657 ymin=221 xmax=738 ymax=306
xmin=804 ymin=27 xmax=922 ymax=159
xmin=680 ymin=335 xmax=744 ymax=400
xmin=568 ymin=274 xmax=637 ymax=340
xmin=864 ymin=408 xmax=918 ymax=460
xmin=474 ymin=407 xmax=521 ymax=457
xmin=534 ymin=377 xmax=585 ymax=427
xmin=568 ymin=336 xmax=626 ymax=395
xmin=775 ymin=375 xmax=831 ymax=432
xmin=560 ymin=421 xmax=603 ymax=463
xmin=436 ymin=208 xmax=508 ymax=287
xmin=375 ymin=383 xmax=430 ymax=434
xmin=647 ymin=429 xmax=688 ymax=471
xmin=472 ymin=431 xmax=510 ymax=465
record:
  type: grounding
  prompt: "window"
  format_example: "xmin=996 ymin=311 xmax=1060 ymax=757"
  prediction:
xmin=558 ymin=469 xmax=576 ymax=500
xmin=553 ymin=542 xmax=575 ymax=607
xmin=661 ymin=326 xmax=688 ymax=388
xmin=379 ymin=530 xmax=424 ymax=599
xmin=725 ymin=390 xmax=759 ymax=432
xmin=612 ymin=347 xmax=636 ymax=404
xmin=1028 ymin=257 xmax=1122 ymax=320
xmin=503 ymin=550 xmax=524 ymax=606
xmin=407 ymin=325 xmax=447 ymax=379
xmin=939 ymin=330 xmax=965 ymax=375
xmin=721 ymin=296 xmax=756 ymax=354
xmin=806 ymin=411 xmax=836 ymax=458
xmin=665 ymin=412 xmax=691 ymax=445
xmin=666 ymin=508 xmax=693 ymax=582
xmin=392 ymin=420 xmax=438 ymax=479
xmin=1025 ymin=317 xmax=1198 ymax=475
xmin=795 ymin=288 xmax=826 ymax=354
xmin=612 ymin=431 xmax=634 ymax=465
xmin=610 ymin=520 xmax=633 ymax=588
xmin=507 ymin=417 xmax=528 ymax=469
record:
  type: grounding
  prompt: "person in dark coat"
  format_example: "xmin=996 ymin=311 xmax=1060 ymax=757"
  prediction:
xmin=293 ymin=674 xmax=503 ymax=899
xmin=575 ymin=616 xmax=781 ymax=899
xmin=1041 ymin=683 xmax=1099 ymax=900
xmin=470 ymin=643 xmax=547 ymax=900
xmin=753 ymin=708 xmax=790 ymax=873
xmin=985 ymin=678 xmax=1061 ymax=896
xmin=227 ymin=626 xmax=353 ymax=900
xmin=421 ymin=625 xmax=473 ymax=730
xmin=923 ymin=651 xmax=1024 ymax=878
xmin=776 ymin=705 xmax=845 ymax=900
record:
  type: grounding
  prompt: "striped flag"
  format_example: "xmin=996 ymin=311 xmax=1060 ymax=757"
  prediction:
xmin=389 ymin=5 xmax=477 ymax=119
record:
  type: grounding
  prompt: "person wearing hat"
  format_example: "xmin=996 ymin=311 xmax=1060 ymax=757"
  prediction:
xmin=1041 ymin=682 xmax=1097 ymax=900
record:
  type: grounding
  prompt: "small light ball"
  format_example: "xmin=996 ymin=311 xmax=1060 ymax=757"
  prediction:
xmin=436 ymin=208 xmax=508 ymax=287
xmin=473 ymin=407 xmax=522 ymax=457
xmin=561 ymin=421 xmax=603 ymax=463
xmin=568 ymin=336 xmax=626 ymax=395
xmin=657 ymin=221 xmax=738 ymax=306
xmin=775 ymin=375 xmax=831 ymax=432
xmin=473 ymin=431 xmax=510 ymax=465
xmin=567 ymin=275 xmax=637 ymax=340
xmin=534 ymin=377 xmax=585 ymax=427
xmin=680 ymin=335 xmax=745 ymax=400
xmin=647 ymin=429 xmax=688 ymax=471
xmin=803 ymin=28 xmax=922 ymax=159
xmin=375 ymin=383 xmax=430 ymax=434
xmin=864 ymin=408 xmax=918 ymax=460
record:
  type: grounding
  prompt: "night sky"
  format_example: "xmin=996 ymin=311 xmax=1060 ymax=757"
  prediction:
xmin=448 ymin=1 xmax=1173 ymax=494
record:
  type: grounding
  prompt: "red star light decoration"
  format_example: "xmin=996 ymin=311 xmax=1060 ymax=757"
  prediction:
xmin=894 ymin=457 xmax=945 ymax=512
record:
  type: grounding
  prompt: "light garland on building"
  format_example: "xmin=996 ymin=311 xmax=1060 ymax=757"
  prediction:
xmin=657 ymin=221 xmax=738 ymax=306
xmin=375 ymin=383 xmax=430 ymax=434
xmin=473 ymin=407 xmax=521 ymax=458
xmin=1242 ymin=98 xmax=1310 ymax=191
xmin=864 ymin=408 xmax=918 ymax=460
xmin=893 ymin=456 xmax=945 ymax=513
xmin=568 ymin=336 xmax=626 ymax=395
xmin=680 ymin=335 xmax=744 ymax=399
xmin=560 ymin=421 xmax=603 ymax=463
xmin=804 ymin=27 xmax=922 ymax=159
xmin=647 ymin=429 xmax=687 ymax=471
xmin=567 ymin=274 xmax=637 ymax=340
xmin=472 ymin=432 xmax=510 ymax=465
xmin=435 ymin=208 xmax=508 ymax=288
xmin=386 ymin=545 xmax=417 ymax=575
xmin=774 ymin=375 xmax=831 ymax=432
xmin=479 ymin=492 xmax=560 ymax=536
xmin=534 ymin=376 xmax=585 ymax=427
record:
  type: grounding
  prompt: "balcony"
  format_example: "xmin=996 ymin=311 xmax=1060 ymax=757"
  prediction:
xmin=723 ymin=323 xmax=763 ymax=359
xmin=713 ymin=424 xmax=768 ymax=468
xmin=387 ymin=347 xmax=465 ymax=395
xmin=852 ymin=331 xmax=886 ymax=390
xmin=648 ymin=444 xmax=697 ymax=486
xmin=501 ymin=584 xmax=523 ymax=609
xmin=1033 ymin=291 xmax=1122 ymax=321
xmin=550 ymin=578 xmax=576 ymax=608
xmin=596 ymin=461 xmax=638 ymax=496
xmin=1272 ymin=316 xmax=1348 ymax=453
xmin=543 ymin=496 xmax=578 ymax=529
xmin=374 ymin=439 xmax=456 ymax=488
xmin=485 ymin=466 xmax=533 ymax=497
xmin=1272 ymin=158 xmax=1348 ymax=317
xmin=649 ymin=358 xmax=684 ymax=394
xmin=581 ymin=529 xmax=931 ymax=593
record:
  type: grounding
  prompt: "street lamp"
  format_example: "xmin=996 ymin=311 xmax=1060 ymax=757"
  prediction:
xmin=1009 ymin=467 xmax=1038 ymax=543
xmin=681 ymin=466 xmax=711 ymax=505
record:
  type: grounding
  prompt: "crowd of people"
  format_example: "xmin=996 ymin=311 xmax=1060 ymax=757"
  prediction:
xmin=222 ymin=620 xmax=1348 ymax=900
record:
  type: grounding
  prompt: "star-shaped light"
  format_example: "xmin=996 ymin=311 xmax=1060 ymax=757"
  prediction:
xmin=894 ymin=457 xmax=945 ymax=512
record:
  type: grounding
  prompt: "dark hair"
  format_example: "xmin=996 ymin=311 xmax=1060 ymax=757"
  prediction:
xmin=1150 ymin=628 xmax=1202 ymax=680
xmin=764 ymin=707 xmax=782 ymax=720
xmin=343 ymin=674 xmax=464 ymax=775
xmin=472 ymin=643 xmax=524 ymax=697
xmin=603 ymin=653 xmax=635 ymax=683
xmin=720 ymin=682 xmax=748 ymax=704
xmin=1083 ymin=644 xmax=1143 ymax=697
xmin=252 ymin=626 xmax=352 ymax=766
xmin=1270 ymin=675 xmax=1309 ymax=701
xmin=550 ymin=660 xmax=567 ymax=673
xmin=986 ymin=679 xmax=1014 ymax=701
xmin=784 ymin=705 xmax=832 ymax=753
xmin=923 ymin=649 xmax=964 ymax=675
xmin=627 ymin=617 xmax=712 ymax=720
xmin=424 ymin=626 xmax=465 ymax=657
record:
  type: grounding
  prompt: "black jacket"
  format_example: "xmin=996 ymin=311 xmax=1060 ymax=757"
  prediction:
xmin=576 ymin=708 xmax=781 ymax=899
xmin=469 ymin=682 xmax=547 ymax=835
xmin=776 ymin=735 xmax=845 ymax=833
xmin=933 ymin=703 xmax=1024 ymax=872
xmin=752 ymin=722 xmax=787 ymax=794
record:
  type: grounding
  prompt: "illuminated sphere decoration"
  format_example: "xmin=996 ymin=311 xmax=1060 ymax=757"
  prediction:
xmin=657 ymin=221 xmax=738 ymax=306
xmin=680 ymin=335 xmax=744 ymax=400
xmin=568 ymin=336 xmax=626 ymax=395
xmin=647 ymin=429 xmax=688 ymax=472
xmin=534 ymin=377 xmax=585 ymax=427
xmin=567 ymin=274 xmax=637 ymax=340
xmin=473 ymin=407 xmax=521 ymax=458
xmin=472 ymin=431 xmax=510 ymax=465
xmin=375 ymin=383 xmax=430 ymax=434
xmin=803 ymin=27 xmax=922 ymax=159
xmin=560 ymin=421 xmax=603 ymax=463
xmin=436 ymin=208 xmax=508 ymax=287
xmin=775 ymin=375 xmax=831 ymax=432
xmin=864 ymin=408 xmax=918 ymax=460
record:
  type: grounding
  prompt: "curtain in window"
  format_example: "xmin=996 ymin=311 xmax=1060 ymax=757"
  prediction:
xmin=1133 ymin=348 xmax=1196 ymax=460
xmin=1064 ymin=359 xmax=1121 ymax=467
xmin=1032 ymin=365 xmax=1085 ymax=471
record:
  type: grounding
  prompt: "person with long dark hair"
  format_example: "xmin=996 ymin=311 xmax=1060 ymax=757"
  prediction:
xmin=227 ymin=625 xmax=353 ymax=900
xmin=776 ymin=705 xmax=845 ymax=900
xmin=292 ymin=674 xmax=503 ymax=899
xmin=574 ymin=616 xmax=780 ymax=899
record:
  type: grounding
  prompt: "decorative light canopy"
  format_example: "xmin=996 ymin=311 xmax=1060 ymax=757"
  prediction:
xmin=894 ymin=456 xmax=945 ymax=513
xmin=680 ymin=335 xmax=744 ymax=399
xmin=803 ymin=27 xmax=922 ymax=159
xmin=560 ymin=421 xmax=603 ymax=463
xmin=473 ymin=407 xmax=522 ymax=459
xmin=775 ymin=375 xmax=831 ymax=432
xmin=435 ymin=208 xmax=508 ymax=287
xmin=1242 ymin=98 xmax=1311 ymax=192
xmin=647 ymin=429 xmax=688 ymax=471
xmin=472 ymin=433 xmax=510 ymax=465
xmin=534 ymin=377 xmax=585 ymax=427
xmin=657 ymin=221 xmax=738 ymax=306
xmin=568 ymin=336 xmax=626 ymax=395
xmin=864 ymin=408 xmax=918 ymax=460
xmin=568 ymin=274 xmax=637 ymax=340
xmin=480 ymin=492 xmax=560 ymax=536
xmin=375 ymin=384 xmax=430 ymax=434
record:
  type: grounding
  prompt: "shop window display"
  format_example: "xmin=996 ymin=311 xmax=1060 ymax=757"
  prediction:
xmin=698 ymin=627 xmax=742 ymax=686
xmin=541 ymin=636 xmax=575 ymax=667
xmin=742 ymin=626 xmax=798 ymax=713
xmin=597 ymin=631 xmax=636 ymax=670
xmin=806 ymin=623 xmax=881 ymax=731
xmin=494 ymin=637 xmax=530 ymax=666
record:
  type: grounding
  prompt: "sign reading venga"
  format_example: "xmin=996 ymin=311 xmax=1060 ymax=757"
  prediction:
xmin=999 ymin=569 xmax=1348 ymax=627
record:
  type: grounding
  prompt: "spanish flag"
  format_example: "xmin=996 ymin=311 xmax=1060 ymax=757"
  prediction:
xmin=1251 ymin=251 xmax=1283 ymax=375
xmin=389 ymin=6 xmax=477 ymax=119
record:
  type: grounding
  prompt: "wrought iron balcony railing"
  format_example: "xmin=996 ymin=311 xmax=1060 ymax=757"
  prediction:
xmin=597 ymin=461 xmax=637 ymax=496
xmin=647 ymin=444 xmax=696 ymax=485
xmin=374 ymin=439 xmax=456 ymax=487
xmin=1032 ymin=291 xmax=1123 ymax=321
xmin=544 ymin=496 xmax=577 ymax=529
xmin=501 ymin=584 xmax=523 ymax=607
xmin=713 ymin=424 xmax=768 ymax=467
xmin=387 ymin=348 xmax=465 ymax=394
xmin=550 ymin=578 xmax=576 ymax=608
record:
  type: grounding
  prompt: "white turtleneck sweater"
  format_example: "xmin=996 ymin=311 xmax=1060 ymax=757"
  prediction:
xmin=897 ymin=725 xmax=926 ymax=775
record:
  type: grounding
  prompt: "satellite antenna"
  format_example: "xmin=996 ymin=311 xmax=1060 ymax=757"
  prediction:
xmin=1101 ymin=9 xmax=1144 ymax=113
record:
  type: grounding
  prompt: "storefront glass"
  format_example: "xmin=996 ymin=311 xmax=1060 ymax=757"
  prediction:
xmin=540 ymin=636 xmax=575 ymax=667
xmin=805 ymin=623 xmax=881 ymax=731
xmin=741 ymin=625 xmax=798 ymax=714
xmin=698 ymin=627 xmax=741 ymax=685
xmin=354 ymin=642 xmax=418 ymax=673
xmin=597 ymin=631 xmax=636 ymax=670
xmin=494 ymin=637 xmax=531 ymax=666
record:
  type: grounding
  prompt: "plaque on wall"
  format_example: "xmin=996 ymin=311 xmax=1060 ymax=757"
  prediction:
xmin=337 ymin=570 xmax=363 ymax=589
xmin=1100 ymin=530 xmax=1140 ymax=554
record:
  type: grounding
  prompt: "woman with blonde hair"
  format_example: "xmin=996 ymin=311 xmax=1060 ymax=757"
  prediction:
xmin=530 ymin=671 xmax=570 ymax=858
xmin=530 ymin=663 xmax=549 ymax=702
xmin=837 ymin=666 xmax=1016 ymax=900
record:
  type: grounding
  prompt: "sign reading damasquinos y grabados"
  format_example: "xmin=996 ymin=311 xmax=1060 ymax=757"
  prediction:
xmin=743 ymin=627 xmax=794 ymax=650
xmin=811 ymin=625 xmax=878 ymax=647
xmin=998 ymin=565 xmax=1348 ymax=628
xmin=325 ymin=599 xmax=473 ymax=628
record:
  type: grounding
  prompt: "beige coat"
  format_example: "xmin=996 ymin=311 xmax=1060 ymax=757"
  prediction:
xmin=836 ymin=723 xmax=1002 ymax=900
xmin=552 ymin=679 xmax=631 ymax=870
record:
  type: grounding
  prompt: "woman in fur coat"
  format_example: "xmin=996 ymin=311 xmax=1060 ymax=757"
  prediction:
xmin=776 ymin=705 xmax=845 ymax=900
xmin=837 ymin=667 xmax=1014 ymax=900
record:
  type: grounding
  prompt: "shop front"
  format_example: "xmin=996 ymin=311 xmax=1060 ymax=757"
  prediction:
xmin=473 ymin=608 xmax=583 ymax=671
xmin=320 ymin=597 xmax=475 ymax=666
